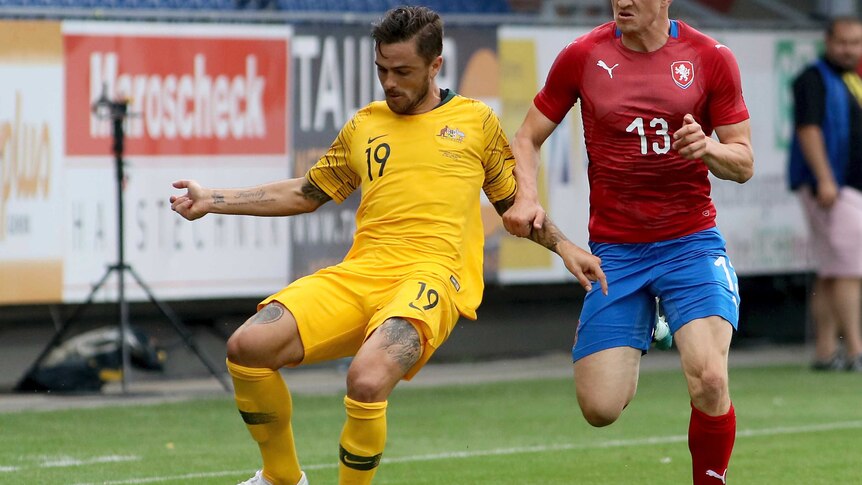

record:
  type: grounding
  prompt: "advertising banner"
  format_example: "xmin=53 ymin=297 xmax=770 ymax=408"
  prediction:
xmin=0 ymin=21 xmax=65 ymax=304
xmin=62 ymin=22 xmax=292 ymax=302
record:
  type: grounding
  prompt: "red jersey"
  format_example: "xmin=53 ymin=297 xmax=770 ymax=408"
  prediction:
xmin=534 ymin=21 xmax=749 ymax=243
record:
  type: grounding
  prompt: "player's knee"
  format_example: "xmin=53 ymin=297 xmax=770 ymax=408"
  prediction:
xmin=226 ymin=330 xmax=254 ymax=366
xmin=346 ymin=367 xmax=390 ymax=402
xmin=226 ymin=328 xmax=280 ymax=368
xmin=576 ymin=382 xmax=633 ymax=427
xmin=581 ymin=404 xmax=622 ymax=427
xmin=346 ymin=374 xmax=383 ymax=402
xmin=578 ymin=396 xmax=626 ymax=427
xmin=689 ymin=368 xmax=727 ymax=404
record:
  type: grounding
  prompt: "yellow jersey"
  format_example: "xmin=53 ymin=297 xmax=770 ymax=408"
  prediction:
xmin=306 ymin=91 xmax=516 ymax=319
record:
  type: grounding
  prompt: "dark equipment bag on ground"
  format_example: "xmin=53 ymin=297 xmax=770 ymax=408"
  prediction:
xmin=16 ymin=326 xmax=165 ymax=392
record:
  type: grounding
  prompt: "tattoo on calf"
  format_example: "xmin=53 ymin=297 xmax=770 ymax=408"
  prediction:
xmin=249 ymin=304 xmax=284 ymax=325
xmin=380 ymin=318 xmax=421 ymax=372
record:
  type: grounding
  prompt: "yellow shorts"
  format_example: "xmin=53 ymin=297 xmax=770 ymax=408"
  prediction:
xmin=259 ymin=263 xmax=459 ymax=380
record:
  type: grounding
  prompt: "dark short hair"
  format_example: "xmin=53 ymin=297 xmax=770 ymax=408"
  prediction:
xmin=371 ymin=6 xmax=443 ymax=64
xmin=827 ymin=15 xmax=862 ymax=37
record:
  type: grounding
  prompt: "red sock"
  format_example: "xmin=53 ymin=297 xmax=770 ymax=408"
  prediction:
xmin=689 ymin=402 xmax=735 ymax=484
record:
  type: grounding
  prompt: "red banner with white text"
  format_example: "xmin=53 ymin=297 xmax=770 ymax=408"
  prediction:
xmin=61 ymin=23 xmax=292 ymax=302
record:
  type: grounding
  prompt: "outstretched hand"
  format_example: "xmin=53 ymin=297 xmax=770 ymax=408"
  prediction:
xmin=672 ymin=114 xmax=711 ymax=160
xmin=170 ymin=180 xmax=209 ymax=221
xmin=816 ymin=178 xmax=839 ymax=208
xmin=557 ymin=241 xmax=608 ymax=295
xmin=502 ymin=197 xmax=547 ymax=238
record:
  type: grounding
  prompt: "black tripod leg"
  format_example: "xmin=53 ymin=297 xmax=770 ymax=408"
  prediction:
xmin=125 ymin=266 xmax=232 ymax=392
xmin=15 ymin=266 xmax=118 ymax=391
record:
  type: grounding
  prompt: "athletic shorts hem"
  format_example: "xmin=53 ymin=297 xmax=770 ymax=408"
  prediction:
xmin=572 ymin=336 xmax=647 ymax=362
xmin=674 ymin=308 xmax=739 ymax=332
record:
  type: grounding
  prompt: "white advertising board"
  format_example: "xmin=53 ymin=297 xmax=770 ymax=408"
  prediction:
xmin=0 ymin=21 xmax=65 ymax=304
xmin=61 ymin=22 xmax=293 ymax=302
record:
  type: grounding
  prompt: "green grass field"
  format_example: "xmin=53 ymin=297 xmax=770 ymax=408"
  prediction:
xmin=1 ymin=365 xmax=861 ymax=484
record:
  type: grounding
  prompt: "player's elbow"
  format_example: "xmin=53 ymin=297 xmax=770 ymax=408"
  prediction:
xmin=295 ymin=198 xmax=324 ymax=214
xmin=511 ymin=132 xmax=531 ymax=158
xmin=715 ymin=157 xmax=753 ymax=184
xmin=737 ymin=159 xmax=754 ymax=184
xmin=513 ymin=131 xmax=543 ymax=155
xmin=735 ymin=162 xmax=754 ymax=183
xmin=711 ymin=140 xmax=754 ymax=183
xmin=735 ymin=144 xmax=755 ymax=183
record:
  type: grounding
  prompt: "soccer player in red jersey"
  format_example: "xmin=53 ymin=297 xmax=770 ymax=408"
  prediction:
xmin=503 ymin=1 xmax=754 ymax=483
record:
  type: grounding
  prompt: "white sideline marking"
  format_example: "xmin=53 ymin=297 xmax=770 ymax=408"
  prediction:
xmin=42 ymin=455 xmax=141 ymax=468
xmin=71 ymin=420 xmax=862 ymax=485
xmin=0 ymin=455 xmax=140 ymax=473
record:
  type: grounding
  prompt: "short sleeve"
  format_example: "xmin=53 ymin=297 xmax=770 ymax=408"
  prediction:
xmin=533 ymin=39 xmax=584 ymax=124
xmin=479 ymin=105 xmax=517 ymax=204
xmin=706 ymin=46 xmax=750 ymax=127
xmin=305 ymin=116 xmax=362 ymax=203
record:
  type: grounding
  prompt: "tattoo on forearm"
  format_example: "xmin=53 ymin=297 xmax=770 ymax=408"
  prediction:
xmin=530 ymin=217 xmax=567 ymax=253
xmin=236 ymin=189 xmax=266 ymax=200
xmin=248 ymin=304 xmax=284 ymax=325
xmin=380 ymin=318 xmax=421 ymax=372
xmin=493 ymin=197 xmax=514 ymax=216
xmin=212 ymin=189 xmax=277 ymax=207
xmin=301 ymin=180 xmax=333 ymax=204
xmin=234 ymin=190 xmax=275 ymax=206
xmin=495 ymin=196 xmax=568 ymax=253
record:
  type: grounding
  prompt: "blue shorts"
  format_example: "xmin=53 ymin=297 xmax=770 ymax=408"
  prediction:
xmin=572 ymin=227 xmax=740 ymax=362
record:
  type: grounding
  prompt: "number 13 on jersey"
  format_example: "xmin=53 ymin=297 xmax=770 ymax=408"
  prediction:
xmin=626 ymin=117 xmax=670 ymax=155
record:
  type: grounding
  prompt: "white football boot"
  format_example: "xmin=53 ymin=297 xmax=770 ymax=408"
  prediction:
xmin=238 ymin=470 xmax=308 ymax=485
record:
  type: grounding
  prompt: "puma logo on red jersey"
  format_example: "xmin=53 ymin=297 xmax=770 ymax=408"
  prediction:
xmin=597 ymin=60 xmax=619 ymax=79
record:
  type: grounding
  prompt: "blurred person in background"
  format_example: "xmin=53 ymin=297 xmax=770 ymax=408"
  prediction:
xmin=790 ymin=16 xmax=862 ymax=372
xmin=502 ymin=0 xmax=754 ymax=483
xmin=171 ymin=6 xmax=604 ymax=485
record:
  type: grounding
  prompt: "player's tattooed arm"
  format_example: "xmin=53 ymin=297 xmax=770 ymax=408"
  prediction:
xmin=494 ymin=196 xmax=567 ymax=253
xmin=301 ymin=179 xmax=333 ymax=206
xmin=211 ymin=188 xmax=277 ymax=208
xmin=215 ymin=178 xmax=330 ymax=216
xmin=214 ymin=179 xmax=330 ymax=211
xmin=495 ymin=195 xmax=608 ymax=294
xmin=172 ymin=177 xmax=331 ymax=219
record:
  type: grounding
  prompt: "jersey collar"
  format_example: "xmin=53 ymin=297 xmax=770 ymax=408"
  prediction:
xmin=614 ymin=19 xmax=679 ymax=39
xmin=433 ymin=88 xmax=456 ymax=110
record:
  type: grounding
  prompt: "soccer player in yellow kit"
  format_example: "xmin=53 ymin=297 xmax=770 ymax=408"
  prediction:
xmin=170 ymin=6 xmax=606 ymax=485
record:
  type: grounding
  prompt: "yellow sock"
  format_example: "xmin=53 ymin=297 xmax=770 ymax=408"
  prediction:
xmin=338 ymin=396 xmax=388 ymax=485
xmin=227 ymin=359 xmax=302 ymax=485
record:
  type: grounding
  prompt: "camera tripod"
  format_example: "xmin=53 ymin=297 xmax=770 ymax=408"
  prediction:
xmin=16 ymin=89 xmax=230 ymax=393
